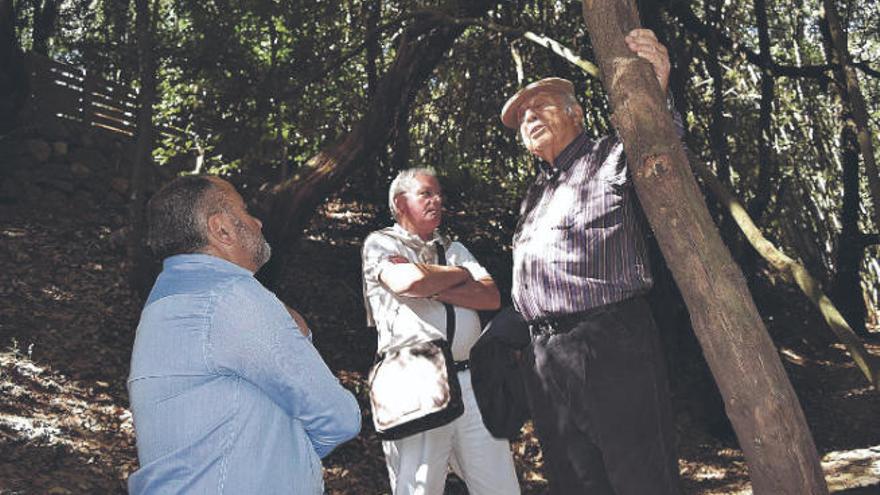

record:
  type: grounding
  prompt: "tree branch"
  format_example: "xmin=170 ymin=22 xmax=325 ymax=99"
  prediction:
xmin=691 ymin=154 xmax=880 ymax=386
xmin=415 ymin=9 xmax=600 ymax=78
xmin=668 ymin=1 xmax=835 ymax=84
xmin=860 ymin=233 xmax=880 ymax=248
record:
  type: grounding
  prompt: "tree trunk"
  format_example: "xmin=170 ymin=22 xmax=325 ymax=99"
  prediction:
xmin=821 ymin=0 xmax=880 ymax=233
xmin=580 ymin=1 xmax=828 ymax=493
xmin=819 ymin=6 xmax=872 ymax=338
xmin=127 ymin=0 xmax=158 ymax=296
xmin=690 ymin=153 xmax=879 ymax=385
xmin=259 ymin=2 xmax=492 ymax=288
xmin=831 ymin=124 xmax=869 ymax=337
xmin=747 ymin=0 xmax=778 ymax=223
xmin=31 ymin=0 xmax=58 ymax=55
xmin=0 ymin=0 xmax=25 ymax=133
xmin=704 ymin=0 xmax=746 ymax=259
xmin=363 ymin=0 xmax=380 ymax=98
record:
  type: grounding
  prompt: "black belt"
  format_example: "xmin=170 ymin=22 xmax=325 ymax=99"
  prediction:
xmin=527 ymin=297 xmax=642 ymax=338
xmin=527 ymin=313 xmax=587 ymax=337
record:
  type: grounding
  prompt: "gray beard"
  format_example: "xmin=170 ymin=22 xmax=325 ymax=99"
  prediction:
xmin=233 ymin=217 xmax=272 ymax=270
xmin=252 ymin=238 xmax=271 ymax=270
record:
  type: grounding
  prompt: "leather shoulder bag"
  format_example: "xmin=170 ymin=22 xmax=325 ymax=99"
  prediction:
xmin=368 ymin=242 xmax=465 ymax=440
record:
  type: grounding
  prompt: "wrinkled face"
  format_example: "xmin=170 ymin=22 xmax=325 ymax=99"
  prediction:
xmin=517 ymin=91 xmax=582 ymax=163
xmin=396 ymin=174 xmax=443 ymax=238
xmin=214 ymin=179 xmax=271 ymax=271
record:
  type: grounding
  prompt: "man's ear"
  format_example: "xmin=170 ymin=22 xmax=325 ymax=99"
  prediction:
xmin=205 ymin=212 xmax=236 ymax=247
xmin=571 ymin=103 xmax=584 ymax=123
xmin=393 ymin=194 xmax=407 ymax=218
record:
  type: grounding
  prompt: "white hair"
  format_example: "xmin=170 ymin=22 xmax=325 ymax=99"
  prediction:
xmin=559 ymin=91 xmax=584 ymax=130
xmin=388 ymin=167 xmax=437 ymax=221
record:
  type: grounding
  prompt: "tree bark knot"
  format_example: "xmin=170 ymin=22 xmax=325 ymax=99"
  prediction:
xmin=640 ymin=154 xmax=671 ymax=178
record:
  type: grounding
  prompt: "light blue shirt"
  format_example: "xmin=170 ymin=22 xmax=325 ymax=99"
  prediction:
xmin=127 ymin=254 xmax=361 ymax=494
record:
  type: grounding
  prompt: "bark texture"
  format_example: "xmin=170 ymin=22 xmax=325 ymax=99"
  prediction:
xmin=581 ymin=0 xmax=828 ymax=493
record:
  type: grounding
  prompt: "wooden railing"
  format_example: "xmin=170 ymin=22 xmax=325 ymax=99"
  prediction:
xmin=24 ymin=52 xmax=139 ymax=137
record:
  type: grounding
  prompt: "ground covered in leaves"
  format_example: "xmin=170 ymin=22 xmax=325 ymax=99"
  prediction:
xmin=2 ymin=140 xmax=880 ymax=493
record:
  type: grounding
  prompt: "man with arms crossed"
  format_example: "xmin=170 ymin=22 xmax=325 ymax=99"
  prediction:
xmin=501 ymin=30 xmax=683 ymax=494
xmin=128 ymin=175 xmax=360 ymax=494
xmin=362 ymin=168 xmax=520 ymax=494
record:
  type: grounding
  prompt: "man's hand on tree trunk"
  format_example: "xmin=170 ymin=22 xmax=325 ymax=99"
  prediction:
xmin=624 ymin=29 xmax=670 ymax=94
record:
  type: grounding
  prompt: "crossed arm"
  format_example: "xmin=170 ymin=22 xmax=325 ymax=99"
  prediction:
xmin=379 ymin=255 xmax=501 ymax=311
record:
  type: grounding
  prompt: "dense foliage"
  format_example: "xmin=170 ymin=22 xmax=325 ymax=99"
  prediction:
xmin=8 ymin=0 xmax=880 ymax=329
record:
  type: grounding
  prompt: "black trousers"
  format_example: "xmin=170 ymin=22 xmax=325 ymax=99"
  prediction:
xmin=522 ymin=297 xmax=682 ymax=495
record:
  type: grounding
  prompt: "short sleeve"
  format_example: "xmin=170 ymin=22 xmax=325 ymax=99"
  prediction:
xmin=362 ymin=232 xmax=404 ymax=287
xmin=449 ymin=242 xmax=490 ymax=281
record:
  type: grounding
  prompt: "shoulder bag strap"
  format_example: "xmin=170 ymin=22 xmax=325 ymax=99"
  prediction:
xmin=435 ymin=243 xmax=456 ymax=345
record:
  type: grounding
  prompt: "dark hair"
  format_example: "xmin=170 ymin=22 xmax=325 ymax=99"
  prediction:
xmin=146 ymin=175 xmax=227 ymax=259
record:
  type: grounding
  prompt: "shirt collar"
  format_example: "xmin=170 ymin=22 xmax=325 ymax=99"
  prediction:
xmin=388 ymin=223 xmax=450 ymax=251
xmin=163 ymin=253 xmax=255 ymax=276
xmin=537 ymin=131 xmax=592 ymax=179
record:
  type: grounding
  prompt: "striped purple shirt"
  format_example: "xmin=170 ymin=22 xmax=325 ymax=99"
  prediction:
xmin=512 ymin=131 xmax=653 ymax=322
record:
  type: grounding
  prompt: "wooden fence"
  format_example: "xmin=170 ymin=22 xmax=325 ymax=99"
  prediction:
xmin=24 ymin=52 xmax=139 ymax=138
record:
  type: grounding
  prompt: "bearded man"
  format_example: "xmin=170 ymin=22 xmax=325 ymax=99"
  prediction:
xmin=128 ymin=175 xmax=360 ymax=494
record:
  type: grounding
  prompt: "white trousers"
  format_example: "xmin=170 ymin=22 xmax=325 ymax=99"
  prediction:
xmin=382 ymin=370 xmax=521 ymax=495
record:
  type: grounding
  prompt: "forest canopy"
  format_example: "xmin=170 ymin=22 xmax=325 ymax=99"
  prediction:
xmin=4 ymin=0 xmax=879 ymax=330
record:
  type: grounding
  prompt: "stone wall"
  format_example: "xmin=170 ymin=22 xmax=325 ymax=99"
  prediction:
xmin=0 ymin=119 xmax=141 ymax=210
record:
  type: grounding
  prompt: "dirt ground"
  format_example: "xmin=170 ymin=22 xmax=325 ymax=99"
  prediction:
xmin=1 ymin=172 xmax=879 ymax=494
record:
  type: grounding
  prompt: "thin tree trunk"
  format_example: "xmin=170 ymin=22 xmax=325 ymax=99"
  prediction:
xmin=127 ymin=0 xmax=158 ymax=295
xmin=690 ymin=153 xmax=879 ymax=385
xmin=580 ymin=1 xmax=828 ymax=493
xmin=31 ymin=0 xmax=58 ymax=55
xmin=706 ymin=0 xmax=730 ymax=187
xmin=748 ymin=0 xmax=778 ymax=222
xmin=364 ymin=0 xmax=380 ymax=97
xmin=703 ymin=0 xmax=746 ymax=258
xmin=821 ymin=0 xmax=880 ymax=232
xmin=260 ymin=2 xmax=492 ymax=288
xmin=390 ymin=104 xmax=411 ymax=173
xmin=1 ymin=0 xmax=25 ymax=133
xmin=819 ymin=5 xmax=871 ymax=338
xmin=831 ymin=124 xmax=869 ymax=337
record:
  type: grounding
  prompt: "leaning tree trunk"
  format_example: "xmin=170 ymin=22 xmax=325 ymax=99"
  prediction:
xmin=260 ymin=2 xmax=491 ymax=288
xmin=690 ymin=153 xmax=879 ymax=386
xmin=580 ymin=1 xmax=828 ymax=493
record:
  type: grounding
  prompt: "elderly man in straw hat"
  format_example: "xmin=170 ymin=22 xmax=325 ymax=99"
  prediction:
xmin=500 ymin=29 xmax=684 ymax=494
